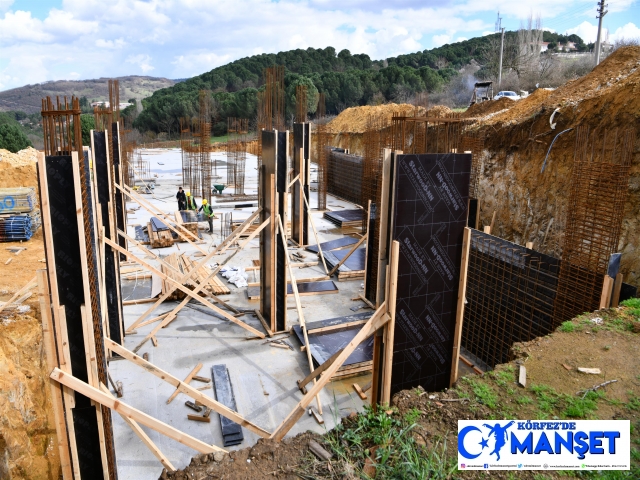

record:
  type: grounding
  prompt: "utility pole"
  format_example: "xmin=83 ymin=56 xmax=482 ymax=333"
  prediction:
xmin=498 ymin=27 xmax=505 ymax=88
xmin=595 ymin=0 xmax=608 ymax=65
xmin=495 ymin=12 xmax=505 ymax=89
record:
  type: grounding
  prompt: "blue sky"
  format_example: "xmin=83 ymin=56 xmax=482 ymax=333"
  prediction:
xmin=1 ymin=0 xmax=638 ymax=91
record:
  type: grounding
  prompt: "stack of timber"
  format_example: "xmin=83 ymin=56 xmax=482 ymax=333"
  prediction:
xmin=292 ymin=312 xmax=373 ymax=380
xmin=148 ymin=217 xmax=174 ymax=248
xmin=175 ymin=210 xmax=200 ymax=238
xmin=156 ymin=253 xmax=230 ymax=301
xmin=323 ymin=209 xmax=364 ymax=233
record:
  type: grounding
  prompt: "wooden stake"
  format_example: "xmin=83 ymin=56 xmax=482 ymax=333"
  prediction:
xmin=381 ymin=241 xmax=400 ymax=404
xmin=449 ymin=227 xmax=471 ymax=387
xmin=611 ymin=273 xmax=623 ymax=308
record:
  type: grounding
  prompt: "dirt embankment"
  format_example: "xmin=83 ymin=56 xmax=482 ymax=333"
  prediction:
xmin=1 ymin=147 xmax=60 ymax=478
xmin=471 ymin=46 xmax=640 ymax=285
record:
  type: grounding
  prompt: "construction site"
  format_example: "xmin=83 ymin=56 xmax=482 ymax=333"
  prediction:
xmin=0 ymin=45 xmax=639 ymax=480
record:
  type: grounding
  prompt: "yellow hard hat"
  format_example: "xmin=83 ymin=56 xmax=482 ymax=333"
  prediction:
xmin=202 ymin=199 xmax=208 ymax=204
xmin=186 ymin=191 xmax=191 ymax=196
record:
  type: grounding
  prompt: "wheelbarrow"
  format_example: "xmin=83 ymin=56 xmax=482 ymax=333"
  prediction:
xmin=212 ymin=184 xmax=226 ymax=195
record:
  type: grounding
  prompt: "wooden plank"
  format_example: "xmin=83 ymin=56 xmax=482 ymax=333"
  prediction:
xmin=611 ymin=273 xmax=623 ymax=308
xmin=277 ymin=215 xmax=322 ymax=414
xmin=123 ymin=297 xmax=158 ymax=305
xmin=0 ymin=276 xmax=36 ymax=315
xmin=449 ymin=227 xmax=471 ymax=388
xmin=297 ymin=177 xmax=328 ymax=274
xmin=307 ymin=320 xmax=367 ymax=335
xmin=104 ymin=338 xmax=271 ymax=439
xmin=51 ymin=368 xmax=224 ymax=454
xmin=99 ymin=384 xmax=176 ymax=473
xmin=254 ymin=309 xmax=273 ymax=337
xmin=518 ymin=365 xmax=527 ymax=388
xmin=297 ymin=348 xmax=344 ymax=391
xmin=381 ymin=241 xmax=400 ymax=404
xmin=270 ymin=304 xmax=390 ymax=441
xmin=187 ymin=414 xmax=211 ymax=423
xmin=352 ymin=383 xmax=367 ymax=400
xmin=167 ymin=364 xmax=203 ymax=404
xmin=599 ymin=275 xmax=614 ymax=309
xmin=37 ymin=270 xmax=74 ymax=480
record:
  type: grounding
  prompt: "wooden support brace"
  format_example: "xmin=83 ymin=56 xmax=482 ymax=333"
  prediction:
xmin=297 ymin=348 xmax=344 ymax=392
xmin=327 ymin=233 xmax=367 ymax=277
xmin=124 ymin=209 xmax=261 ymax=333
xmin=104 ymin=338 xmax=271 ymax=438
xmin=104 ymin=237 xmax=265 ymax=339
xmin=99 ymin=384 xmax=176 ymax=472
xmin=297 ymin=177 xmax=329 ymax=275
xmin=51 ymin=368 xmax=225 ymax=454
xmin=270 ymin=304 xmax=390 ymax=441
xmin=449 ymin=228 xmax=471 ymax=387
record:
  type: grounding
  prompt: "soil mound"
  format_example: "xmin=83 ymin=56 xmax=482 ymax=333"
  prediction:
xmin=463 ymin=96 xmax=514 ymax=118
xmin=0 ymin=148 xmax=39 ymax=189
xmin=0 ymin=314 xmax=61 ymax=478
xmin=327 ymin=103 xmax=421 ymax=133
xmin=425 ymin=105 xmax=452 ymax=117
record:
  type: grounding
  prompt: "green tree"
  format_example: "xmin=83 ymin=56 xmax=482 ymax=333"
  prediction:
xmin=0 ymin=123 xmax=32 ymax=152
xmin=80 ymin=114 xmax=95 ymax=146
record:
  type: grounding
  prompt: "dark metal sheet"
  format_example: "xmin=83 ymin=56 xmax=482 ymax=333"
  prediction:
xmin=211 ymin=365 xmax=244 ymax=447
xmin=292 ymin=312 xmax=373 ymax=367
xmin=150 ymin=216 xmax=169 ymax=232
xmin=324 ymin=209 xmax=364 ymax=226
xmin=389 ymin=153 xmax=471 ymax=395
xmin=306 ymin=237 xmax=357 ymax=253
xmin=324 ymin=248 xmax=365 ymax=272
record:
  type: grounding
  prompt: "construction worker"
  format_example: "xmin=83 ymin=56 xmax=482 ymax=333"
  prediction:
xmin=185 ymin=191 xmax=198 ymax=211
xmin=198 ymin=199 xmax=215 ymax=233
xmin=176 ymin=187 xmax=186 ymax=211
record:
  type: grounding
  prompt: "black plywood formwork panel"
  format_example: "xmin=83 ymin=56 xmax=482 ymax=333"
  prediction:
xmin=211 ymin=365 xmax=244 ymax=447
xmin=39 ymin=154 xmax=109 ymax=479
xmin=292 ymin=312 xmax=373 ymax=367
xmin=111 ymin=122 xmax=127 ymax=257
xmin=93 ymin=131 xmax=124 ymax=345
xmin=292 ymin=123 xmax=310 ymax=245
xmin=306 ymin=237 xmax=358 ymax=254
xmin=260 ymin=130 xmax=287 ymax=332
xmin=389 ymin=153 xmax=471 ymax=396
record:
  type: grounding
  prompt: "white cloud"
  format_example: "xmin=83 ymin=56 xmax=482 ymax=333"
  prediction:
xmin=610 ymin=22 xmax=640 ymax=42
xmin=433 ymin=34 xmax=451 ymax=46
xmin=0 ymin=0 xmax=637 ymax=91
xmin=566 ymin=21 xmax=599 ymax=43
xmin=126 ymin=54 xmax=154 ymax=73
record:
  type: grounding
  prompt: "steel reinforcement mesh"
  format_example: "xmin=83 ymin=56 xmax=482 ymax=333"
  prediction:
xmin=552 ymin=127 xmax=634 ymax=326
xmin=460 ymin=134 xmax=485 ymax=199
xmin=327 ymin=150 xmax=363 ymax=205
xmin=462 ymin=229 xmax=560 ymax=369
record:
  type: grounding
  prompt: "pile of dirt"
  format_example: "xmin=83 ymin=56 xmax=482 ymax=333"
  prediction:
xmin=327 ymin=103 xmax=422 ymax=133
xmin=424 ymin=105 xmax=452 ymax=117
xmin=0 ymin=313 xmax=61 ymax=479
xmin=462 ymin=96 xmax=514 ymax=118
xmin=470 ymin=46 xmax=640 ymax=285
xmin=0 ymin=147 xmax=39 ymax=189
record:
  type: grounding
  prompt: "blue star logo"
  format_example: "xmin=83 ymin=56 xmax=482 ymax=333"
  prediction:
xmin=479 ymin=437 xmax=489 ymax=449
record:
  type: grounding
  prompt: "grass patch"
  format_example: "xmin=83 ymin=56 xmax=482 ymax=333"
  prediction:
xmin=464 ymin=377 xmax=499 ymax=409
xmin=516 ymin=395 xmax=534 ymax=405
xmin=559 ymin=321 xmax=577 ymax=332
xmin=530 ymin=384 xmax=562 ymax=413
xmin=563 ymin=390 xmax=602 ymax=418
xmin=324 ymin=405 xmax=456 ymax=479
